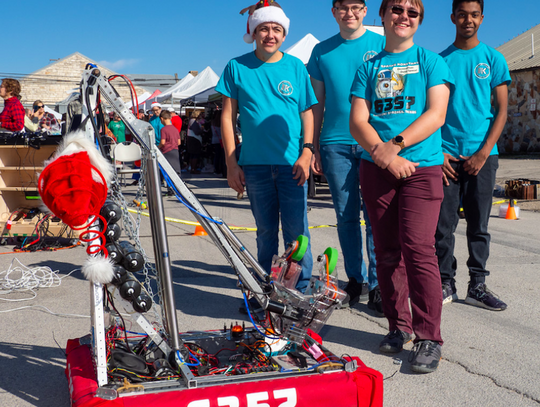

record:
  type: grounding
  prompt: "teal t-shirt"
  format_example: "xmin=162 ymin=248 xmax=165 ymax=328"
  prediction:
xmin=350 ymin=44 xmax=455 ymax=168
xmin=108 ymin=120 xmax=126 ymax=143
xmin=440 ymin=42 xmax=511 ymax=158
xmin=307 ymin=30 xmax=385 ymax=146
xmin=216 ymin=52 xmax=318 ymax=166
xmin=150 ymin=115 xmax=164 ymax=144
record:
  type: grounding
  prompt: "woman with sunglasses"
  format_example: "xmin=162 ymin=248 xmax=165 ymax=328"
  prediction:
xmin=31 ymin=100 xmax=60 ymax=131
xmin=350 ymin=0 xmax=454 ymax=374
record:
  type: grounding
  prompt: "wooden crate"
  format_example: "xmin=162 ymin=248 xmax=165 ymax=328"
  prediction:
xmin=505 ymin=179 xmax=540 ymax=200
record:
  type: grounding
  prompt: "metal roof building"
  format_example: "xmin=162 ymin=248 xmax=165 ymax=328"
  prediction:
xmin=124 ymin=74 xmax=178 ymax=93
xmin=497 ymin=24 xmax=540 ymax=72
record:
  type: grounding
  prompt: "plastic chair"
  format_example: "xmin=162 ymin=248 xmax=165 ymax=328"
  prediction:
xmin=113 ymin=142 xmax=142 ymax=186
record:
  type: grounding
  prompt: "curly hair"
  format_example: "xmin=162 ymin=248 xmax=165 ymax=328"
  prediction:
xmin=1 ymin=78 xmax=21 ymax=98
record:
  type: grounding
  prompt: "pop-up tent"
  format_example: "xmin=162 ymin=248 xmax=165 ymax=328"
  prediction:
xmin=147 ymin=72 xmax=197 ymax=107
xmin=170 ymin=67 xmax=220 ymax=104
xmin=125 ymin=90 xmax=159 ymax=111
xmin=284 ymin=33 xmax=320 ymax=64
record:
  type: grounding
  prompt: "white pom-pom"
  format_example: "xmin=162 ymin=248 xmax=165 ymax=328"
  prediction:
xmin=244 ymin=33 xmax=254 ymax=43
xmin=82 ymin=256 xmax=115 ymax=284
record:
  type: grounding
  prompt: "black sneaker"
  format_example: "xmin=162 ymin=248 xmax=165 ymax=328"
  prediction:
xmin=340 ymin=277 xmax=369 ymax=308
xmin=465 ymin=283 xmax=507 ymax=311
xmin=379 ymin=330 xmax=413 ymax=354
xmin=409 ymin=340 xmax=442 ymax=373
xmin=442 ymin=282 xmax=458 ymax=305
xmin=367 ymin=286 xmax=384 ymax=317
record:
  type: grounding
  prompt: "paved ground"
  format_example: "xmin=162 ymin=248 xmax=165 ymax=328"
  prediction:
xmin=0 ymin=157 xmax=539 ymax=406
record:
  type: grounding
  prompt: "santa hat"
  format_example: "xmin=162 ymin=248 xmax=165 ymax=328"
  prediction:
xmin=242 ymin=1 xmax=290 ymax=44
xmin=38 ymin=131 xmax=115 ymax=284
xmin=151 ymin=102 xmax=162 ymax=109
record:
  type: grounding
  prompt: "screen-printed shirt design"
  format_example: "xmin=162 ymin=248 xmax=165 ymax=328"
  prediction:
xmin=374 ymin=64 xmax=419 ymax=116
xmin=350 ymin=45 xmax=455 ymax=167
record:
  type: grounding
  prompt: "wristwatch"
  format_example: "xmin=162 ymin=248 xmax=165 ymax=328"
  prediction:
xmin=392 ymin=135 xmax=405 ymax=150
xmin=303 ymin=143 xmax=315 ymax=154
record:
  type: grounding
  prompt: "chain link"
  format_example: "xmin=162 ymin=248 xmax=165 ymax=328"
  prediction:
xmin=109 ymin=152 xmax=163 ymax=328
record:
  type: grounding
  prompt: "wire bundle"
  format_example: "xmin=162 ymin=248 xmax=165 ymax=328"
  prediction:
xmin=0 ymin=258 xmax=65 ymax=300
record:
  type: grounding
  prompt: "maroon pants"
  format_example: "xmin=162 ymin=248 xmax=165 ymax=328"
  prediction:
xmin=360 ymin=160 xmax=444 ymax=344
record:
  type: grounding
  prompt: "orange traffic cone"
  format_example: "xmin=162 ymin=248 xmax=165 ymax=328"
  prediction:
xmin=193 ymin=225 xmax=207 ymax=236
xmin=505 ymin=199 xmax=517 ymax=220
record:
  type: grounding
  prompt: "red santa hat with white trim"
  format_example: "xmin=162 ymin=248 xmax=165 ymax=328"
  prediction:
xmin=241 ymin=1 xmax=290 ymax=44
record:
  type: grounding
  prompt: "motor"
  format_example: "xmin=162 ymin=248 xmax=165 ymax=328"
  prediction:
xmin=118 ymin=241 xmax=144 ymax=272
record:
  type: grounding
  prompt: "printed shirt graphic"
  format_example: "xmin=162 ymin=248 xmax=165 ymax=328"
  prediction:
xmin=350 ymin=45 xmax=455 ymax=167
xmin=440 ymin=42 xmax=512 ymax=158
xmin=307 ymin=30 xmax=385 ymax=145
xmin=216 ymin=52 xmax=318 ymax=166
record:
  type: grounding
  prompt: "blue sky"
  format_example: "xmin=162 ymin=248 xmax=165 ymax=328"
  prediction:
xmin=1 ymin=0 xmax=538 ymax=80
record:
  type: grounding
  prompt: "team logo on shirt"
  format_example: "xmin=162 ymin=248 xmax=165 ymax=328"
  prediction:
xmin=475 ymin=63 xmax=491 ymax=80
xmin=373 ymin=65 xmax=419 ymax=115
xmin=278 ymin=81 xmax=294 ymax=96
xmin=376 ymin=69 xmax=405 ymax=98
xmin=363 ymin=51 xmax=379 ymax=62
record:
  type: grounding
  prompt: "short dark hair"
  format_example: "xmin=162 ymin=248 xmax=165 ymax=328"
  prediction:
xmin=379 ymin=0 xmax=424 ymax=25
xmin=160 ymin=110 xmax=171 ymax=120
xmin=452 ymin=0 xmax=483 ymax=14
xmin=333 ymin=0 xmax=365 ymax=7
xmin=2 ymin=79 xmax=21 ymax=98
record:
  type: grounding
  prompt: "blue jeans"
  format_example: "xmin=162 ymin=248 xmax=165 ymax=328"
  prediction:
xmin=243 ymin=165 xmax=313 ymax=291
xmin=320 ymin=144 xmax=377 ymax=290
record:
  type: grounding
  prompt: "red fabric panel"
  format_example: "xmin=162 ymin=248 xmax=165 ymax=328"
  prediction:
xmin=66 ymin=339 xmax=125 ymax=407
xmin=66 ymin=339 xmax=383 ymax=407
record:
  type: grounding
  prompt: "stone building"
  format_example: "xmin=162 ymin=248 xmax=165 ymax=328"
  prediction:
xmin=497 ymin=24 xmax=540 ymax=154
xmin=17 ymin=52 xmax=150 ymax=109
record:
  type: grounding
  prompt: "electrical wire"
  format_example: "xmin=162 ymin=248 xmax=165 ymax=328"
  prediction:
xmin=108 ymin=75 xmax=139 ymax=117
xmin=0 ymin=258 xmax=79 ymax=301
xmin=0 ymin=305 xmax=89 ymax=318
xmin=176 ymin=350 xmax=200 ymax=367
xmin=242 ymin=293 xmax=280 ymax=340
xmin=160 ymin=168 xmax=223 ymax=225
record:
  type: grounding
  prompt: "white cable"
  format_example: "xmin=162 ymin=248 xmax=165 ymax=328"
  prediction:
xmin=0 ymin=258 xmax=79 ymax=302
xmin=0 ymin=305 xmax=89 ymax=319
xmin=0 ymin=259 xmax=88 ymax=318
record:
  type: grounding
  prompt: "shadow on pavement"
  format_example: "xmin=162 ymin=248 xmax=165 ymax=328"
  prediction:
xmin=0 ymin=341 xmax=70 ymax=407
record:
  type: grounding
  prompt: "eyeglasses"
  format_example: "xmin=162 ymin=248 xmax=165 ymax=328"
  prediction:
xmin=151 ymin=108 xmax=161 ymax=112
xmin=388 ymin=5 xmax=420 ymax=19
xmin=335 ymin=5 xmax=365 ymax=15
xmin=34 ymin=105 xmax=44 ymax=108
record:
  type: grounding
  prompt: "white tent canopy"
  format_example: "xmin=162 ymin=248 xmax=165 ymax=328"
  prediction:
xmin=171 ymin=66 xmax=220 ymax=102
xmin=149 ymin=72 xmax=196 ymax=106
xmin=365 ymin=25 xmax=384 ymax=36
xmin=124 ymin=92 xmax=151 ymax=110
xmin=284 ymin=33 xmax=320 ymax=65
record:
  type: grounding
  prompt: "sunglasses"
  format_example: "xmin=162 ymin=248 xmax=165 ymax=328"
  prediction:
xmin=389 ymin=5 xmax=420 ymax=19
xmin=35 ymin=105 xmax=44 ymax=108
